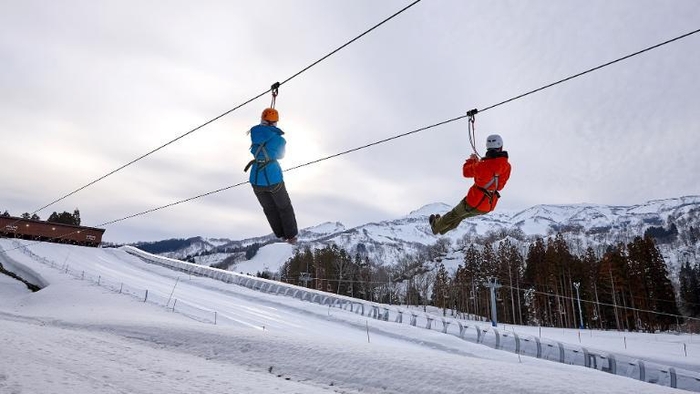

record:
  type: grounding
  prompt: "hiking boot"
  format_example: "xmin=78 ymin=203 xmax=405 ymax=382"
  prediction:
xmin=429 ymin=214 xmax=440 ymax=235
xmin=285 ymin=236 xmax=298 ymax=245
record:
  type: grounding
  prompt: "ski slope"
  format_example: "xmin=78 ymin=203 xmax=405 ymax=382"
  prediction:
xmin=1 ymin=239 xmax=699 ymax=394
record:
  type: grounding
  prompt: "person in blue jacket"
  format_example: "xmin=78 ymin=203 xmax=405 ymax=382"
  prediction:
xmin=244 ymin=108 xmax=298 ymax=244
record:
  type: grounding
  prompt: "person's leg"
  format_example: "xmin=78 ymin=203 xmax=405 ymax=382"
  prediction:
xmin=269 ymin=182 xmax=298 ymax=240
xmin=253 ymin=186 xmax=285 ymax=238
xmin=431 ymin=199 xmax=485 ymax=235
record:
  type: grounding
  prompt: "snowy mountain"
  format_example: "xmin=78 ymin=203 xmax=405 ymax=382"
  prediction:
xmin=136 ymin=196 xmax=700 ymax=276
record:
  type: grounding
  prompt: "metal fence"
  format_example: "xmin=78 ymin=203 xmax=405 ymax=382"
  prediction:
xmin=10 ymin=241 xmax=231 ymax=325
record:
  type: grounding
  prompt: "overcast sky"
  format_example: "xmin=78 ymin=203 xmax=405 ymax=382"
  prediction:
xmin=2 ymin=0 xmax=699 ymax=243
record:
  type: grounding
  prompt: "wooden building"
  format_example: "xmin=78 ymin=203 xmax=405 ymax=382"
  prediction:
xmin=0 ymin=216 xmax=105 ymax=247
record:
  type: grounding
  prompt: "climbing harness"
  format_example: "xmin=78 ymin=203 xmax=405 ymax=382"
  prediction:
xmin=466 ymin=108 xmax=480 ymax=157
xmin=244 ymin=141 xmax=273 ymax=172
xmin=477 ymin=174 xmax=501 ymax=210
xmin=244 ymin=140 xmax=277 ymax=185
xmin=244 ymin=82 xmax=282 ymax=182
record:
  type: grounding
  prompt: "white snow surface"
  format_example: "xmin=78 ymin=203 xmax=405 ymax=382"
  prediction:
xmin=230 ymin=242 xmax=294 ymax=275
xmin=1 ymin=239 xmax=699 ymax=394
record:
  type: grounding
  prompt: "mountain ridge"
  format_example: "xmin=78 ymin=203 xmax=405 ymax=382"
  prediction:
xmin=128 ymin=195 xmax=700 ymax=276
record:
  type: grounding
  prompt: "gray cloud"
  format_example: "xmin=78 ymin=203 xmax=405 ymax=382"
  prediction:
xmin=2 ymin=0 xmax=699 ymax=243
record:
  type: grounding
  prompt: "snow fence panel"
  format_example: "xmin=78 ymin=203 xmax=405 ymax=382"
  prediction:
xmin=499 ymin=331 xmax=520 ymax=354
xmin=145 ymin=290 xmax=171 ymax=309
xmin=459 ymin=323 xmax=480 ymax=343
xmin=120 ymin=282 xmax=147 ymax=301
xmin=613 ymin=353 xmax=646 ymax=381
xmin=441 ymin=319 xmax=451 ymax=334
xmin=563 ymin=346 xmax=587 ymax=367
xmin=539 ymin=339 xmax=565 ymax=363
xmin=637 ymin=359 xmax=697 ymax=389
xmin=479 ymin=328 xmax=500 ymax=349
xmin=518 ymin=336 xmax=541 ymax=359
xmin=170 ymin=298 xmax=217 ymax=324
xmin=675 ymin=367 xmax=700 ymax=391
xmin=97 ymin=276 xmax=122 ymax=293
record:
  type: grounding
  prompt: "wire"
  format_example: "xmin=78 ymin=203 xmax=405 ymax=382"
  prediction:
xmin=26 ymin=0 xmax=424 ymax=218
xmin=5 ymin=25 xmax=700 ymax=251
xmin=96 ymin=114 xmax=469 ymax=227
xmin=0 ymin=110 xmax=456 ymax=254
xmin=478 ymin=27 xmax=700 ymax=114
xmin=94 ymin=26 xmax=700 ymax=228
xmin=498 ymin=282 xmax=700 ymax=323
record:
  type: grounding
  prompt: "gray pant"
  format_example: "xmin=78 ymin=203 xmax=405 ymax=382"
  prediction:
xmin=431 ymin=198 xmax=486 ymax=235
xmin=253 ymin=182 xmax=298 ymax=239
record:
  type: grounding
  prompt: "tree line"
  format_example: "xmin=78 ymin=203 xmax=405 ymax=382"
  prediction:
xmin=269 ymin=234 xmax=695 ymax=332
xmin=1 ymin=209 xmax=81 ymax=226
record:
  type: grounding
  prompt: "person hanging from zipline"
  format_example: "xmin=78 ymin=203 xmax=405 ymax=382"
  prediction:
xmin=429 ymin=133 xmax=511 ymax=235
xmin=244 ymin=84 xmax=298 ymax=244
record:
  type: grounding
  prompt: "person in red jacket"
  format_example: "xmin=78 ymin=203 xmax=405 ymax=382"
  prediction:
xmin=429 ymin=134 xmax=511 ymax=235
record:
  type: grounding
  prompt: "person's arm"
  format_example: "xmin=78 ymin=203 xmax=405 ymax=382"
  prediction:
xmin=268 ymin=134 xmax=286 ymax=160
xmin=462 ymin=154 xmax=479 ymax=178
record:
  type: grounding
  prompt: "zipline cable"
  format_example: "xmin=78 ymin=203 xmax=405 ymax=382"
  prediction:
xmin=26 ymin=0 xmax=424 ymax=217
xmin=98 ymin=114 xmax=469 ymax=227
xmin=476 ymin=26 xmax=700 ymax=115
xmin=3 ymin=26 xmax=699 ymax=253
xmin=97 ymin=26 xmax=700 ymax=228
xmin=498 ymin=282 xmax=700 ymax=323
xmin=0 ymin=115 xmax=465 ymax=253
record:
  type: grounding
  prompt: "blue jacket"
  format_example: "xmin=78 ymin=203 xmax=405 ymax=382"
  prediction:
xmin=248 ymin=123 xmax=286 ymax=186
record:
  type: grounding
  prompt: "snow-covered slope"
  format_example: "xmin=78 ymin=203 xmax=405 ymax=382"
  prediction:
xmin=1 ymin=238 xmax=698 ymax=393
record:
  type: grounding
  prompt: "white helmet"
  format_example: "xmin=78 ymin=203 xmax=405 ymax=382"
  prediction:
xmin=486 ymin=134 xmax=503 ymax=150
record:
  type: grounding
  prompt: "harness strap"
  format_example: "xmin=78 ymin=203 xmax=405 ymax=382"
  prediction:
xmin=244 ymin=141 xmax=275 ymax=173
xmin=476 ymin=174 xmax=502 ymax=210
xmin=483 ymin=174 xmax=499 ymax=191
xmin=243 ymin=141 xmax=270 ymax=172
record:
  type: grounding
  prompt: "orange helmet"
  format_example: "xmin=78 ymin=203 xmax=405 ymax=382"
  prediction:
xmin=261 ymin=108 xmax=279 ymax=123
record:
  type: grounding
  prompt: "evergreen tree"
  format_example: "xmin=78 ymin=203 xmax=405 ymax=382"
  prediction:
xmin=597 ymin=245 xmax=629 ymax=330
xmin=463 ymin=244 xmax=485 ymax=317
xmin=432 ymin=263 xmax=450 ymax=315
xmin=581 ymin=247 xmax=600 ymax=329
xmin=524 ymin=238 xmax=547 ymax=325
xmin=497 ymin=239 xmax=524 ymax=325
xmin=617 ymin=236 xmax=680 ymax=331
xmin=47 ymin=211 xmax=80 ymax=225
xmin=679 ymin=262 xmax=700 ymax=317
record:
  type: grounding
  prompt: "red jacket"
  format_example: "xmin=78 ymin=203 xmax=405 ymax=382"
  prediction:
xmin=462 ymin=150 xmax=511 ymax=212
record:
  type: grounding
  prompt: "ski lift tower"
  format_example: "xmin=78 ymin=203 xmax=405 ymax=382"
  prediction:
xmin=299 ymin=272 xmax=311 ymax=288
xmin=484 ymin=277 xmax=502 ymax=327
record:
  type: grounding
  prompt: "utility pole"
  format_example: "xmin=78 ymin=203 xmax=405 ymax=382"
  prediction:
xmin=508 ymin=264 xmax=516 ymax=327
xmin=609 ymin=267 xmax=621 ymax=331
xmin=573 ymin=282 xmax=584 ymax=329
xmin=484 ymin=277 xmax=502 ymax=327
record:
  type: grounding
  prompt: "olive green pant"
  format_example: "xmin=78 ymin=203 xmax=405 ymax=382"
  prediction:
xmin=431 ymin=198 xmax=486 ymax=235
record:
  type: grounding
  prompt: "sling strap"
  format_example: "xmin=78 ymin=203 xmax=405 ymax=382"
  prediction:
xmin=244 ymin=141 xmax=274 ymax=173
